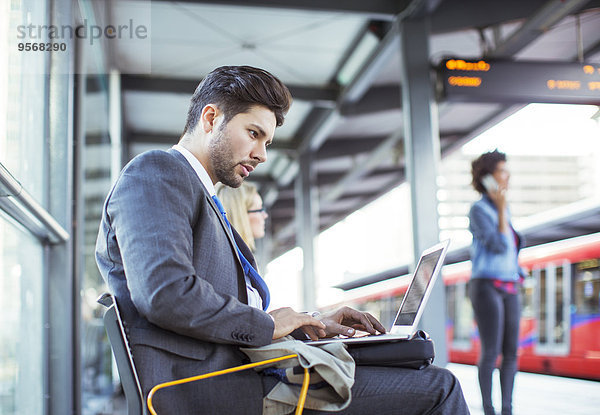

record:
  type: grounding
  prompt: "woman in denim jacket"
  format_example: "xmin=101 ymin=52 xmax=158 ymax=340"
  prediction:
xmin=469 ymin=150 xmax=525 ymax=415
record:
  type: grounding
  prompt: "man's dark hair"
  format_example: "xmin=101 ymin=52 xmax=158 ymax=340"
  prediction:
xmin=182 ymin=65 xmax=292 ymax=135
xmin=471 ymin=149 xmax=507 ymax=194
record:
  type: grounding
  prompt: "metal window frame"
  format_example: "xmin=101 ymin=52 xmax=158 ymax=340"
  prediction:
xmin=0 ymin=163 xmax=69 ymax=244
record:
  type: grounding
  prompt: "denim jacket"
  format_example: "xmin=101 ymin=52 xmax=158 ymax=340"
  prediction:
xmin=469 ymin=195 xmax=525 ymax=282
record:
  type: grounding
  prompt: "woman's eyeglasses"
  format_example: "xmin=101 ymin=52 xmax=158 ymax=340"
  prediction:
xmin=247 ymin=207 xmax=266 ymax=214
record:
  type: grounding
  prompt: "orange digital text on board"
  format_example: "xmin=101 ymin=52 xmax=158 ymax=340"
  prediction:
xmin=445 ymin=59 xmax=490 ymax=71
xmin=546 ymin=80 xmax=581 ymax=90
xmin=448 ymin=76 xmax=482 ymax=87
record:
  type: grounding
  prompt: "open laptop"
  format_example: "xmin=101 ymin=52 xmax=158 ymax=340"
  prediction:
xmin=306 ymin=239 xmax=450 ymax=346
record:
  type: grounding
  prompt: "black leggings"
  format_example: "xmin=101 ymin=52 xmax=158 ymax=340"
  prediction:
xmin=468 ymin=278 xmax=521 ymax=415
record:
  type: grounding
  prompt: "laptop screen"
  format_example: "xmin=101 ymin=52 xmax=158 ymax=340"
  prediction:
xmin=392 ymin=247 xmax=444 ymax=326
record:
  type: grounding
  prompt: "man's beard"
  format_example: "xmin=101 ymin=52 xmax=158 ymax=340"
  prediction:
xmin=209 ymin=126 xmax=243 ymax=188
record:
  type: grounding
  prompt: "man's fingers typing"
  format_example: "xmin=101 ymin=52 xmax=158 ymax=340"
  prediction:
xmin=347 ymin=309 xmax=376 ymax=334
xmin=270 ymin=307 xmax=326 ymax=339
xmin=326 ymin=322 xmax=357 ymax=337
xmin=301 ymin=326 xmax=326 ymax=340
xmin=365 ymin=312 xmax=387 ymax=333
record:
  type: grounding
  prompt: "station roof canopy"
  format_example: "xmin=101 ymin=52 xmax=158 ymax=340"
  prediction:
xmin=92 ymin=0 xmax=600 ymax=258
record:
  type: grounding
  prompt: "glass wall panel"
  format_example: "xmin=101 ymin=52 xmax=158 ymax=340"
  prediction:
xmin=0 ymin=0 xmax=50 ymax=414
xmin=1 ymin=0 xmax=48 ymax=202
xmin=81 ymin=83 xmax=114 ymax=414
xmin=0 ymin=218 xmax=44 ymax=414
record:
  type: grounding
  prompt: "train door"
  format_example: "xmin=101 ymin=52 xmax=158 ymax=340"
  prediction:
xmin=534 ymin=261 xmax=571 ymax=355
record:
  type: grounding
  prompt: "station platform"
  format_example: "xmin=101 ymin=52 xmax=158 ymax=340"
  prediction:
xmin=447 ymin=363 xmax=600 ymax=415
xmin=89 ymin=363 xmax=599 ymax=414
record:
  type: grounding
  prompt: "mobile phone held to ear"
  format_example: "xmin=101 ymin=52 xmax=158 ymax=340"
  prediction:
xmin=481 ymin=174 xmax=498 ymax=193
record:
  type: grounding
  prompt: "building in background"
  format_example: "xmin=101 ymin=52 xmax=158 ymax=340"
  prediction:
xmin=438 ymin=152 xmax=598 ymax=246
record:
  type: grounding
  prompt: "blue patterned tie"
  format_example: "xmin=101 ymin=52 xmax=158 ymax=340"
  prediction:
xmin=211 ymin=195 xmax=270 ymax=310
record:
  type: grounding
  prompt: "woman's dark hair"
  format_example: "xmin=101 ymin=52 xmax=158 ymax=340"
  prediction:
xmin=471 ymin=149 xmax=507 ymax=194
xmin=182 ymin=65 xmax=292 ymax=135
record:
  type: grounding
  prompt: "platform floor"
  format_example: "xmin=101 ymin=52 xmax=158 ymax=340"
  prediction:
xmin=447 ymin=363 xmax=600 ymax=415
xmin=86 ymin=363 xmax=600 ymax=415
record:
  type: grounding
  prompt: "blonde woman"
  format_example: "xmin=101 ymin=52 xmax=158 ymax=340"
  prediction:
xmin=215 ymin=182 xmax=268 ymax=252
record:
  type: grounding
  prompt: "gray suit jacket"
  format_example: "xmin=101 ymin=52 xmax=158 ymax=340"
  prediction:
xmin=95 ymin=149 xmax=274 ymax=413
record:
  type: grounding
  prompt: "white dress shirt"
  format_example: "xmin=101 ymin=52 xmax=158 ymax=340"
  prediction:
xmin=172 ymin=145 xmax=264 ymax=310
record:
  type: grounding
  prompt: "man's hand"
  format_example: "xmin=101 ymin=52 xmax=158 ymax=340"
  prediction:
xmin=317 ymin=306 xmax=386 ymax=338
xmin=269 ymin=307 xmax=326 ymax=340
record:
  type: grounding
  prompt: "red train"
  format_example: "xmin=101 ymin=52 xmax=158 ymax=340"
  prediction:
xmin=328 ymin=233 xmax=600 ymax=380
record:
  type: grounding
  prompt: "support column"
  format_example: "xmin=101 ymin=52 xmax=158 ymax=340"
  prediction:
xmin=295 ymin=152 xmax=318 ymax=311
xmin=108 ymin=69 xmax=122 ymax=180
xmin=399 ymin=17 xmax=447 ymax=365
xmin=47 ymin=1 xmax=77 ymax=413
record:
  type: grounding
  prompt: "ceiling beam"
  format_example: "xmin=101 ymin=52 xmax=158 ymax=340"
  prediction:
xmin=489 ymin=0 xmax=592 ymax=58
xmin=316 ymin=132 xmax=465 ymax=161
xmin=341 ymin=23 xmax=401 ymax=104
xmin=128 ymin=131 xmax=178 ymax=145
xmin=268 ymin=167 xmax=402 ymax=189
xmin=582 ymin=39 xmax=600 ymax=60
xmin=158 ymin=0 xmax=411 ymax=19
xmin=315 ymin=136 xmax=389 ymax=160
xmin=121 ymin=74 xmax=339 ymax=104
xmin=340 ymin=85 xmax=402 ymax=116
xmin=429 ymin=0 xmax=600 ymax=35
xmin=293 ymin=22 xmax=401 ymax=157
xmin=323 ymin=130 xmax=402 ymax=202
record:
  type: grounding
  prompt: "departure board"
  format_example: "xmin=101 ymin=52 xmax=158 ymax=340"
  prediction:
xmin=438 ymin=58 xmax=600 ymax=104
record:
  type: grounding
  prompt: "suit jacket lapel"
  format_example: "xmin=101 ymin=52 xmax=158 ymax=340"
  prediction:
xmin=167 ymin=149 xmax=246 ymax=272
xmin=206 ymin=194 xmax=245 ymax=266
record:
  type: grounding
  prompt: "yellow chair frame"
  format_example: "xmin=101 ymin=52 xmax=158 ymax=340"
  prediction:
xmin=147 ymin=353 xmax=310 ymax=415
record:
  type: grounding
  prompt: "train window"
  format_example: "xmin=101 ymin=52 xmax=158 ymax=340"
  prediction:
xmin=446 ymin=285 xmax=456 ymax=333
xmin=539 ymin=268 xmax=547 ymax=344
xmin=554 ymin=266 xmax=566 ymax=344
xmin=446 ymin=283 xmax=472 ymax=348
xmin=456 ymin=288 xmax=473 ymax=343
xmin=574 ymin=259 xmax=600 ymax=315
xmin=521 ymin=270 xmax=535 ymax=318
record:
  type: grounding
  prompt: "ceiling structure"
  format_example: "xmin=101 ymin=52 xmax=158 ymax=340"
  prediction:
xmin=85 ymin=0 xmax=600 ymax=261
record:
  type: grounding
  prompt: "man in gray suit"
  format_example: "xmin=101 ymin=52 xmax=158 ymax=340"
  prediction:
xmin=96 ymin=66 xmax=469 ymax=414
